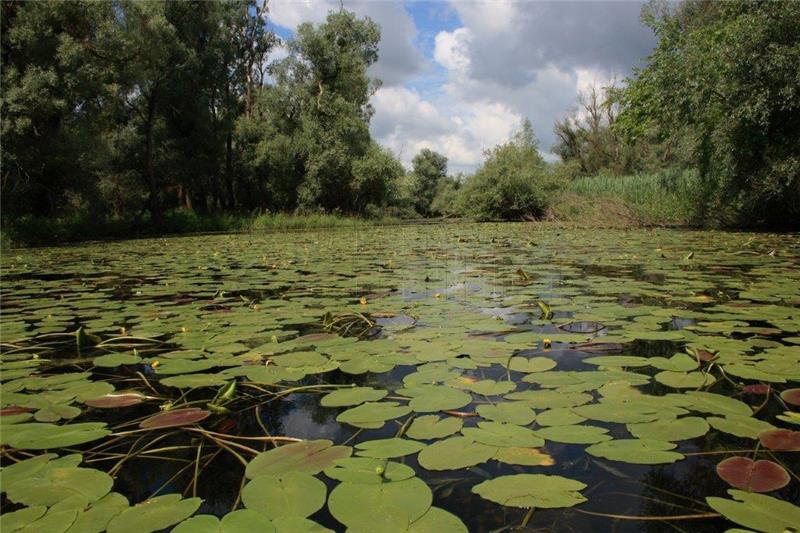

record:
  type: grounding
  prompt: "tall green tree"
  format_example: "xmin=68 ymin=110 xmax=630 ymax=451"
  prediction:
xmin=618 ymin=0 xmax=800 ymax=227
xmin=409 ymin=149 xmax=448 ymax=216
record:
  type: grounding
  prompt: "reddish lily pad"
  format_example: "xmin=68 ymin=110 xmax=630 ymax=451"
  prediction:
xmin=0 ymin=406 xmax=35 ymax=416
xmin=742 ymin=384 xmax=770 ymax=395
xmin=758 ymin=429 xmax=800 ymax=451
xmin=781 ymin=389 xmax=800 ymax=406
xmin=85 ymin=393 xmax=147 ymax=409
xmin=139 ymin=408 xmax=210 ymax=430
xmin=716 ymin=457 xmax=790 ymax=493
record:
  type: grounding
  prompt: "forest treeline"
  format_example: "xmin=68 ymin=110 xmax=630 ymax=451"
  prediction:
xmin=2 ymin=0 xmax=798 ymax=240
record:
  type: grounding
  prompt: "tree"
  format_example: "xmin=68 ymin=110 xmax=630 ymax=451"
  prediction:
xmin=409 ymin=149 xmax=447 ymax=215
xmin=617 ymin=0 xmax=800 ymax=228
xmin=459 ymin=119 xmax=551 ymax=220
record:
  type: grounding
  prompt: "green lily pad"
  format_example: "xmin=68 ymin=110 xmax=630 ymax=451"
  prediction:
xmin=536 ymin=407 xmax=588 ymax=426
xmin=106 ymin=494 xmax=202 ymax=533
xmin=462 ymin=421 xmax=544 ymax=448
xmin=328 ymin=477 xmax=432 ymax=529
xmin=655 ymin=371 xmax=714 ymax=388
xmin=241 ymin=472 xmax=326 ymax=520
xmin=93 ymin=353 xmax=142 ymax=368
xmin=586 ymin=439 xmax=684 ymax=464
xmin=708 ymin=416 xmax=776 ymax=439
xmin=400 ymin=385 xmax=472 ymax=413
xmin=324 ymin=457 xmax=415 ymax=484
xmin=336 ymin=402 xmax=412 ymax=429
xmin=319 ymin=387 xmax=387 ymax=407
xmin=472 ymin=474 xmax=587 ymax=508
xmin=65 ymin=492 xmax=129 ymax=533
xmin=536 ymin=424 xmax=612 ymax=444
xmin=159 ymin=373 xmax=228 ymax=388
xmin=405 ymin=415 xmax=463 ymax=440
xmin=627 ymin=416 xmax=710 ymax=441
xmin=355 ymin=438 xmax=426 ymax=459
xmin=245 ymin=439 xmax=352 ymax=479
xmin=476 ymin=402 xmax=535 ymax=425
xmin=0 ymin=422 xmax=110 ymax=449
xmin=173 ymin=510 xmax=275 ymax=533
xmin=417 ymin=437 xmax=496 ymax=471
xmin=706 ymin=489 xmax=800 ymax=532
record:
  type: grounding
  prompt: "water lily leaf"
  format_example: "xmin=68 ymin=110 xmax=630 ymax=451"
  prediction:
xmin=336 ymin=402 xmax=412 ymax=429
xmin=159 ymin=373 xmax=228 ymax=388
xmin=85 ymin=393 xmax=147 ymax=409
xmin=649 ymin=353 xmax=698 ymax=372
xmin=508 ymin=356 xmax=556 ymax=373
xmin=5 ymin=462 xmax=112 ymax=507
xmin=627 ymin=416 xmax=710 ymax=441
xmin=781 ymin=388 xmax=800 ymax=406
xmin=451 ymin=378 xmax=516 ymax=396
xmin=680 ymin=392 xmax=752 ymax=417
xmin=405 ymin=415 xmax=462 ymax=440
xmin=0 ymin=422 xmax=110 ymax=449
xmin=0 ymin=506 xmax=47 ymax=532
xmin=462 ymin=421 xmax=544 ymax=448
xmin=472 ymin=474 xmax=586 ymax=509
xmin=355 ymin=438 xmax=426 ymax=459
xmin=93 ymin=353 xmax=142 ymax=368
xmin=324 ymin=457 xmax=415 ymax=484
xmin=716 ymin=457 xmax=790 ymax=493
xmin=536 ymin=424 xmax=612 ymax=444
xmin=586 ymin=439 xmax=684 ymax=464
xmin=271 ymin=516 xmax=330 ymax=532
xmin=505 ymin=390 xmax=592 ymax=409
xmin=583 ymin=356 xmax=650 ymax=367
xmin=406 ymin=507 xmax=467 ymax=533
xmin=493 ymin=447 xmax=554 ymax=466
xmin=15 ymin=508 xmax=77 ymax=533
xmin=708 ymin=416 xmax=776 ymax=439
xmin=536 ymin=407 xmax=587 ymax=426
xmin=107 ymin=494 xmax=202 ymax=533
xmin=417 ymin=437 xmax=496 ymax=471
xmin=173 ymin=511 xmax=278 ymax=533
xmin=706 ymin=489 xmax=800 ymax=532
xmin=328 ymin=477 xmax=432 ymax=529
xmin=655 ymin=371 xmax=714 ymax=388
xmin=572 ymin=402 xmax=661 ymax=424
xmin=65 ymin=492 xmax=129 ymax=533
xmin=319 ymin=386 xmax=386 ymax=407
xmin=476 ymin=402 xmax=535 ymax=425
xmin=242 ymin=472 xmax=326 ymax=520
xmin=139 ymin=408 xmax=210 ymax=429
xmin=758 ymin=429 xmax=800 ymax=451
xmin=400 ymin=385 xmax=472 ymax=413
xmin=245 ymin=439 xmax=352 ymax=479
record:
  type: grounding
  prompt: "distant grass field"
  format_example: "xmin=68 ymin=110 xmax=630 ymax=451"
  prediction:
xmin=550 ymin=169 xmax=702 ymax=227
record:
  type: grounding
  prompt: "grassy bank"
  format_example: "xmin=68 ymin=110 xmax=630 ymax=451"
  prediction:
xmin=1 ymin=211 xmax=406 ymax=248
xmin=549 ymin=169 xmax=702 ymax=227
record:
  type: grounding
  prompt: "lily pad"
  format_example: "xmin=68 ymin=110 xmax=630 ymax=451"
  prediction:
xmin=319 ymin=387 xmax=387 ymax=407
xmin=472 ymin=474 xmax=586 ymax=508
xmin=106 ymin=494 xmax=202 ymax=533
xmin=405 ymin=415 xmax=463 ymax=440
xmin=0 ymin=422 xmax=111 ymax=449
xmin=336 ymin=402 xmax=412 ymax=429
xmin=173 ymin=510 xmax=275 ymax=533
xmin=417 ymin=437 xmax=496 ymax=471
xmin=627 ymin=416 xmax=710 ymax=441
xmin=328 ymin=477 xmax=432 ymax=529
xmin=139 ymin=408 xmax=210 ymax=429
xmin=586 ymin=439 xmax=684 ymax=464
xmin=536 ymin=424 xmax=612 ymax=444
xmin=462 ymin=421 xmax=544 ymax=448
xmin=85 ymin=393 xmax=147 ymax=409
xmin=758 ymin=429 xmax=800 ymax=451
xmin=708 ymin=415 xmax=776 ymax=439
xmin=706 ymin=489 xmax=800 ymax=532
xmin=241 ymin=472 xmax=326 ymax=520
xmin=476 ymin=402 xmax=535 ymax=425
xmin=355 ymin=438 xmax=426 ymax=459
xmin=324 ymin=457 xmax=415 ymax=484
xmin=245 ymin=439 xmax=352 ymax=479
xmin=716 ymin=457 xmax=790 ymax=493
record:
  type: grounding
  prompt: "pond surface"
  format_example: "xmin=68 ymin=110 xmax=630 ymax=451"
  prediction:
xmin=1 ymin=223 xmax=799 ymax=532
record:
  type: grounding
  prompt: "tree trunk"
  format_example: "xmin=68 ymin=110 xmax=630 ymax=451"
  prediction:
xmin=144 ymin=89 xmax=160 ymax=221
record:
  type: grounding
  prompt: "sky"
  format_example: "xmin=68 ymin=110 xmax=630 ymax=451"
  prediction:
xmin=267 ymin=0 xmax=657 ymax=174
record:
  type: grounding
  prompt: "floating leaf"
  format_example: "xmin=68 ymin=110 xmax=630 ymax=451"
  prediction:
xmin=758 ymin=429 xmax=800 ymax=451
xmin=536 ymin=424 xmax=612 ymax=444
xmin=627 ymin=416 xmax=709 ymax=441
xmin=405 ymin=415 xmax=462 ymax=440
xmin=0 ymin=506 xmax=47 ymax=532
xmin=245 ymin=439 xmax=352 ymax=479
xmin=159 ymin=373 xmax=228 ymax=388
xmin=64 ymin=492 xmax=129 ymax=533
xmin=462 ymin=421 xmax=544 ymax=448
xmin=706 ymin=489 xmax=800 ymax=532
xmin=93 ymin=353 xmax=142 ymax=368
xmin=536 ymin=407 xmax=587 ymax=426
xmin=400 ymin=385 xmax=472 ymax=413
xmin=328 ymin=477 xmax=432 ymax=529
xmin=417 ymin=437 xmax=495 ymax=471
xmin=586 ymin=439 xmax=684 ymax=464
xmin=85 ymin=393 xmax=147 ymax=409
xmin=583 ymin=356 xmax=650 ymax=367
xmin=716 ymin=457 xmax=790 ymax=493
xmin=472 ymin=474 xmax=586 ymax=509
xmin=355 ymin=438 xmax=426 ymax=459
xmin=242 ymin=472 xmax=326 ymax=520
xmin=655 ymin=371 xmax=713 ymax=389
xmin=324 ymin=457 xmax=415 ymax=484
xmin=336 ymin=402 xmax=412 ymax=429
xmin=493 ymin=447 xmax=554 ymax=466
xmin=508 ymin=356 xmax=556 ymax=373
xmin=106 ymin=494 xmax=201 ymax=533
xmin=0 ymin=422 xmax=110 ymax=449
xmin=319 ymin=387 xmax=386 ymax=407
xmin=476 ymin=402 xmax=535 ymax=425
xmin=139 ymin=408 xmax=210 ymax=430
xmin=708 ymin=415 xmax=776 ymax=439
xmin=681 ymin=391 xmax=752 ymax=417
xmin=781 ymin=388 xmax=800 ymax=406
xmin=173 ymin=510 xmax=275 ymax=533
xmin=4 ymin=463 xmax=113 ymax=507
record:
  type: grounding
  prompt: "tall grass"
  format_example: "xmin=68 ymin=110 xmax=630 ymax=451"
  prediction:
xmin=247 ymin=212 xmax=403 ymax=232
xmin=551 ymin=169 xmax=702 ymax=227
